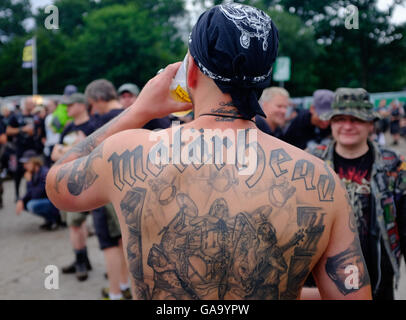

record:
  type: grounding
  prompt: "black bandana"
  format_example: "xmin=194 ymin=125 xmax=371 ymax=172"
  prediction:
xmin=189 ymin=3 xmax=279 ymax=119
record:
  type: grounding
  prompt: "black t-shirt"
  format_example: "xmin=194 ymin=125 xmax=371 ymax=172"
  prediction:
xmin=60 ymin=119 xmax=97 ymax=145
xmin=7 ymin=113 xmax=35 ymax=157
xmin=33 ymin=115 xmax=46 ymax=153
xmin=143 ymin=117 xmax=171 ymax=130
xmin=0 ymin=119 xmax=5 ymax=135
xmin=255 ymin=115 xmax=284 ymax=139
xmin=333 ymin=147 xmax=374 ymax=265
xmin=283 ymin=109 xmax=331 ymax=150
xmin=93 ymin=108 xmax=171 ymax=131
xmin=93 ymin=109 xmax=123 ymax=129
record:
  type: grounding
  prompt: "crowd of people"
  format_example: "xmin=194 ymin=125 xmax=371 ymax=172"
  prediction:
xmin=2 ymin=80 xmax=406 ymax=301
xmin=2 ymin=79 xmax=406 ymax=301
xmin=0 ymin=80 xmax=182 ymax=300
xmin=257 ymin=87 xmax=406 ymax=151
xmin=1 ymin=3 xmax=406 ymax=301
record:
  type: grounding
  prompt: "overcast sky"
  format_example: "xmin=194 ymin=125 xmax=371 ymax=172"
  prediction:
xmin=30 ymin=0 xmax=406 ymax=24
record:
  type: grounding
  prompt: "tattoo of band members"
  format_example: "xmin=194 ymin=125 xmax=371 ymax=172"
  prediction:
xmin=325 ymin=238 xmax=370 ymax=295
xmin=120 ymin=188 xmax=329 ymax=300
xmin=60 ymin=142 xmax=105 ymax=196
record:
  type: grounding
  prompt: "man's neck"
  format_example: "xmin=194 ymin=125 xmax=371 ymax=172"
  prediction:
xmin=191 ymin=83 xmax=256 ymax=129
xmin=99 ymin=100 xmax=122 ymax=115
xmin=73 ymin=112 xmax=90 ymax=126
xmin=335 ymin=141 xmax=370 ymax=159
xmin=194 ymin=101 xmax=256 ymax=128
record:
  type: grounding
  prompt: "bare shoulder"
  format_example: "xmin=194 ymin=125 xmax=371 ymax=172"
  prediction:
xmin=258 ymin=134 xmax=340 ymax=205
xmin=102 ymin=127 xmax=173 ymax=195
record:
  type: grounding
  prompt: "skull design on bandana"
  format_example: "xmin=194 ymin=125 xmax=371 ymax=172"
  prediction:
xmin=219 ymin=3 xmax=273 ymax=51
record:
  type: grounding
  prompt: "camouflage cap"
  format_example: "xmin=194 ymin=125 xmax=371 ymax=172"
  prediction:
xmin=320 ymin=88 xmax=381 ymax=122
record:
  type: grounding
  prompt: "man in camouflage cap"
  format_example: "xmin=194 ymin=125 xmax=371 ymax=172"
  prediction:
xmin=308 ymin=88 xmax=406 ymax=300
xmin=320 ymin=88 xmax=380 ymax=122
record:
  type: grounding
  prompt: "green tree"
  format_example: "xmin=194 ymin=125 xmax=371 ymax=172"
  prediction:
xmin=278 ymin=0 xmax=406 ymax=92
xmin=0 ymin=0 xmax=31 ymax=45
xmin=0 ymin=36 xmax=32 ymax=95
xmin=0 ymin=0 xmax=189 ymax=96
xmin=266 ymin=9 xmax=321 ymax=96
xmin=70 ymin=4 xmax=186 ymax=90
xmin=35 ymin=29 xmax=77 ymax=94
xmin=35 ymin=0 xmax=96 ymax=37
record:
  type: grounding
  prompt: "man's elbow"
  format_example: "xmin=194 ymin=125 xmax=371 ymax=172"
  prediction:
xmin=45 ymin=167 xmax=61 ymax=209
xmin=45 ymin=172 xmax=54 ymax=199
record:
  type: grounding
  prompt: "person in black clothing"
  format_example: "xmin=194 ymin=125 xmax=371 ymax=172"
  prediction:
xmin=389 ymin=101 xmax=403 ymax=145
xmin=6 ymin=97 xmax=36 ymax=201
xmin=118 ymin=83 xmax=140 ymax=109
xmin=15 ymin=150 xmax=61 ymax=231
xmin=255 ymin=87 xmax=290 ymax=139
xmin=32 ymin=105 xmax=47 ymax=155
xmin=84 ymin=79 xmax=132 ymax=299
xmin=89 ymin=80 xmax=171 ymax=131
xmin=84 ymin=79 xmax=172 ymax=299
xmin=307 ymin=88 xmax=406 ymax=300
xmin=283 ymin=89 xmax=333 ymax=150
xmin=52 ymin=93 xmax=97 ymax=282
xmin=0 ymin=119 xmax=7 ymax=208
xmin=0 ymin=104 xmax=15 ymax=179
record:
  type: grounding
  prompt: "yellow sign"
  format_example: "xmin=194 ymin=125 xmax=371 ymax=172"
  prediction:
xmin=23 ymin=45 xmax=33 ymax=62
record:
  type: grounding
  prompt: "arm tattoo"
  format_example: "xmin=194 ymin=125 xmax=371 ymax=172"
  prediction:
xmin=56 ymin=134 xmax=98 ymax=165
xmin=55 ymin=108 xmax=129 ymax=165
xmin=56 ymin=142 xmax=105 ymax=196
xmin=325 ymin=238 xmax=370 ymax=295
xmin=54 ymin=163 xmax=70 ymax=193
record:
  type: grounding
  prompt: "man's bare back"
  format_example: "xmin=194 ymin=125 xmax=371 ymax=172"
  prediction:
xmin=110 ymin=127 xmax=336 ymax=300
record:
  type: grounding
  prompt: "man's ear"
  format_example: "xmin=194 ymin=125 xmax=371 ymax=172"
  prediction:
xmin=187 ymin=55 xmax=198 ymax=89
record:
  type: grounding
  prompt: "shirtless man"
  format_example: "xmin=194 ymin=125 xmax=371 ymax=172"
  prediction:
xmin=46 ymin=4 xmax=371 ymax=300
